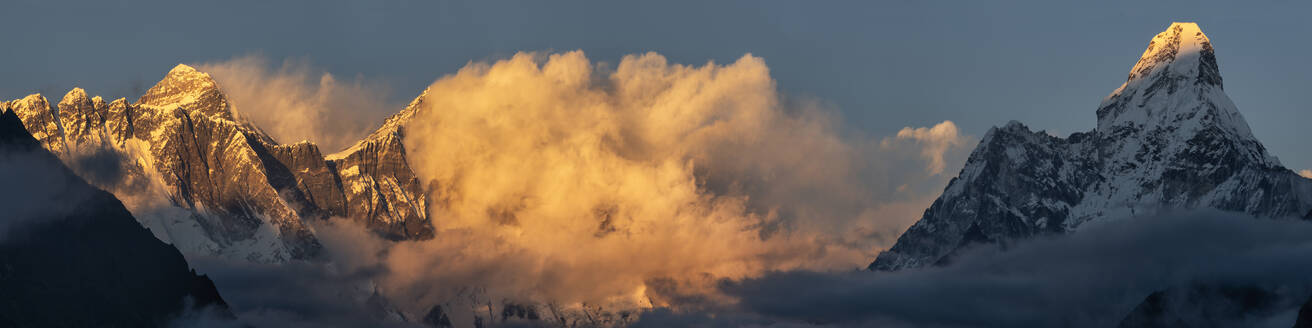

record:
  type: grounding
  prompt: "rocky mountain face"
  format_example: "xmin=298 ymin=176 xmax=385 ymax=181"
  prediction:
xmin=870 ymin=22 xmax=1312 ymax=272
xmin=0 ymin=108 xmax=231 ymax=326
xmin=1 ymin=64 xmax=433 ymax=262
xmin=325 ymin=88 xmax=433 ymax=240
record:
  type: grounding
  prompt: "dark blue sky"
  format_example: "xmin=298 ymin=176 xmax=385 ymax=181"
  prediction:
xmin=3 ymin=0 xmax=1308 ymax=171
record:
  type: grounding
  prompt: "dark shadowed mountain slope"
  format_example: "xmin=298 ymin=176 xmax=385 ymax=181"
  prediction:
xmin=0 ymin=108 xmax=231 ymax=327
xmin=1295 ymin=296 xmax=1312 ymax=328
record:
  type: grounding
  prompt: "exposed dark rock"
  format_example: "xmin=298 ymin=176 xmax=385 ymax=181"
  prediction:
xmin=501 ymin=303 xmax=542 ymax=321
xmin=326 ymin=90 xmax=434 ymax=240
xmin=1294 ymin=295 xmax=1312 ymax=328
xmin=422 ymin=305 xmax=454 ymax=328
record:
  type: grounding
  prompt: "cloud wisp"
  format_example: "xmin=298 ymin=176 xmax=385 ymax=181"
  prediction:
xmin=886 ymin=121 xmax=965 ymax=175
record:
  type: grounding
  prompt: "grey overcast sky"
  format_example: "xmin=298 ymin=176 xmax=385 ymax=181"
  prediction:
xmin=2 ymin=0 xmax=1309 ymax=172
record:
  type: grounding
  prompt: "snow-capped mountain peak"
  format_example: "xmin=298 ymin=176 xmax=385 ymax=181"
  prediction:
xmin=1124 ymin=22 xmax=1216 ymax=85
xmin=137 ymin=63 xmax=233 ymax=121
xmin=58 ymin=87 xmax=89 ymax=109
xmin=870 ymin=22 xmax=1312 ymax=272
xmin=1096 ymin=22 xmax=1276 ymax=168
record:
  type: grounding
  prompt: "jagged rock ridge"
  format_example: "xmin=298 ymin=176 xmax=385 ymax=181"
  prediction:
xmin=870 ymin=22 xmax=1312 ymax=271
xmin=325 ymin=87 xmax=433 ymax=240
xmin=1 ymin=64 xmax=434 ymax=262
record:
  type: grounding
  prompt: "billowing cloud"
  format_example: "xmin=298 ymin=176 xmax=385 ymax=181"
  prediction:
xmin=356 ymin=51 xmax=978 ymax=318
xmin=712 ymin=211 xmax=1312 ymax=327
xmin=1300 ymin=169 xmax=1311 ymax=179
xmin=197 ymin=55 xmax=395 ymax=152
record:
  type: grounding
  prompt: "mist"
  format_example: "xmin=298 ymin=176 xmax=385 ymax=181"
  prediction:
xmin=703 ymin=211 xmax=1312 ymax=327
xmin=0 ymin=148 xmax=93 ymax=240
xmin=197 ymin=55 xmax=396 ymax=152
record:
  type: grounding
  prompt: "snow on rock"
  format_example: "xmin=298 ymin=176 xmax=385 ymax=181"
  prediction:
xmin=138 ymin=64 xmax=233 ymax=121
xmin=870 ymin=22 xmax=1312 ymax=271
xmin=4 ymin=94 xmax=64 ymax=153
xmin=56 ymin=87 xmax=110 ymax=150
xmin=324 ymin=88 xmax=433 ymax=240
xmin=4 ymin=60 xmax=438 ymax=263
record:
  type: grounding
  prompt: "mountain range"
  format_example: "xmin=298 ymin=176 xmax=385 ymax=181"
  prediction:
xmin=3 ymin=21 xmax=1310 ymax=327
xmin=2 ymin=64 xmax=435 ymax=263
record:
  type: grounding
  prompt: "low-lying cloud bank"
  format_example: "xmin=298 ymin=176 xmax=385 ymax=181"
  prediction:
xmin=174 ymin=219 xmax=412 ymax=328
xmin=686 ymin=211 xmax=1312 ymax=327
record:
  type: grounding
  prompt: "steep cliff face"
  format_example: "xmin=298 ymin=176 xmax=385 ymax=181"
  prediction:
xmin=7 ymin=94 xmax=63 ymax=153
xmin=870 ymin=22 xmax=1312 ymax=271
xmin=0 ymin=108 xmax=231 ymax=326
xmin=2 ymin=64 xmax=434 ymax=262
xmin=326 ymin=89 xmax=432 ymax=240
